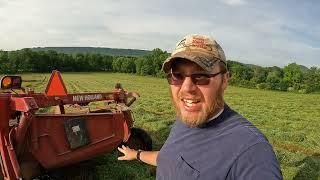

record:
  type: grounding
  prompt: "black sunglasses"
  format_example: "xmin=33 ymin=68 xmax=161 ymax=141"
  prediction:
xmin=166 ymin=70 xmax=227 ymax=85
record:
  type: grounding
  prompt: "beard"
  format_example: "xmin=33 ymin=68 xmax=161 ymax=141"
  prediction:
xmin=172 ymin=84 xmax=225 ymax=128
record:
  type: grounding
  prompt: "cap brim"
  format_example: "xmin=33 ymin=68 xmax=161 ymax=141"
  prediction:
xmin=162 ymin=51 xmax=217 ymax=73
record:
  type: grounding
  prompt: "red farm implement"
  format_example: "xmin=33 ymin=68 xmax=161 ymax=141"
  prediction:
xmin=0 ymin=71 xmax=152 ymax=180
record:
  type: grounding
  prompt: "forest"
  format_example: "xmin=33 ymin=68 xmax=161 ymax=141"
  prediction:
xmin=0 ymin=48 xmax=319 ymax=93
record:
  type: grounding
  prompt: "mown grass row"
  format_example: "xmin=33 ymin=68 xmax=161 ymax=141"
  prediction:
xmin=5 ymin=72 xmax=320 ymax=180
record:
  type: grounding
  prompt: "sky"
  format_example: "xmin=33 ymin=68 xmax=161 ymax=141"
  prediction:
xmin=0 ymin=0 xmax=319 ymax=68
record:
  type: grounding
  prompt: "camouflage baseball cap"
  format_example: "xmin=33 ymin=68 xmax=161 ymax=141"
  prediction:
xmin=162 ymin=34 xmax=226 ymax=73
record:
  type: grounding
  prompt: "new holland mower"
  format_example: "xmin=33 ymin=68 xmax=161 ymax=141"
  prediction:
xmin=0 ymin=71 xmax=152 ymax=180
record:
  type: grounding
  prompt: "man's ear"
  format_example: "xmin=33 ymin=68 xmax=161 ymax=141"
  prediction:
xmin=222 ymin=71 xmax=230 ymax=90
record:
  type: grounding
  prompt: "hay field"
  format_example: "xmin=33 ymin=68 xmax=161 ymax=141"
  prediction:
xmin=13 ymin=72 xmax=320 ymax=180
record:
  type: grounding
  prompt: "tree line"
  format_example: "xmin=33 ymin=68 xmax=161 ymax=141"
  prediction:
xmin=0 ymin=48 xmax=319 ymax=93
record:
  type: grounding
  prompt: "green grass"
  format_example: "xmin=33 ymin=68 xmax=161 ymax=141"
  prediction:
xmin=6 ymin=72 xmax=320 ymax=180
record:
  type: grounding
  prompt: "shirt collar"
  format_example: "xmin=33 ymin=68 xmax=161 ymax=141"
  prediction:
xmin=198 ymin=104 xmax=234 ymax=128
xmin=207 ymin=108 xmax=224 ymax=122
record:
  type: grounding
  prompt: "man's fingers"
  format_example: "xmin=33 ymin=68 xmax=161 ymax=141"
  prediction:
xmin=117 ymin=145 xmax=135 ymax=161
xmin=118 ymin=147 xmax=125 ymax=154
xmin=118 ymin=156 xmax=126 ymax=160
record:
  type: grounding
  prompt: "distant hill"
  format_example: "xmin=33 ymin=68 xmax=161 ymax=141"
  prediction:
xmin=29 ymin=47 xmax=311 ymax=71
xmin=299 ymin=65 xmax=310 ymax=73
xmin=227 ymin=60 xmax=263 ymax=69
xmin=31 ymin=47 xmax=152 ymax=56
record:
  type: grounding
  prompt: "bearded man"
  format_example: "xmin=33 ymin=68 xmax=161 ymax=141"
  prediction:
xmin=118 ymin=34 xmax=283 ymax=180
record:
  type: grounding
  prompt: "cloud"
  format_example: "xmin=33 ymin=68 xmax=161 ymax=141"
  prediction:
xmin=220 ymin=0 xmax=247 ymax=6
xmin=0 ymin=0 xmax=9 ymax=7
xmin=0 ymin=0 xmax=318 ymax=67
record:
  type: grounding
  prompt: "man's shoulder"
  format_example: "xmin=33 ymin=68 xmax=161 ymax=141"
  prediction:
xmin=209 ymin=108 xmax=271 ymax=155
xmin=224 ymin=111 xmax=269 ymax=144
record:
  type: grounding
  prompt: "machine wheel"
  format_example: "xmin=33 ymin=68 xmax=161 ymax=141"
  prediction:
xmin=125 ymin=127 xmax=152 ymax=151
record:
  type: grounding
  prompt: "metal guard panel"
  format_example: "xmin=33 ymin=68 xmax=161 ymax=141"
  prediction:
xmin=29 ymin=113 xmax=127 ymax=169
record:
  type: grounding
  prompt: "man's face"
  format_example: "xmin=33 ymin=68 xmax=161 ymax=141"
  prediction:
xmin=169 ymin=60 xmax=228 ymax=127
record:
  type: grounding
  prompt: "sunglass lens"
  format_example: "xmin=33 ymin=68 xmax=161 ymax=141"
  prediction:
xmin=166 ymin=73 xmax=184 ymax=85
xmin=166 ymin=73 xmax=212 ymax=85
xmin=191 ymin=73 xmax=211 ymax=85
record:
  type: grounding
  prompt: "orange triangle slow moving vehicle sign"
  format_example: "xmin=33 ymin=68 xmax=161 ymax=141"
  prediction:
xmin=45 ymin=70 xmax=68 ymax=96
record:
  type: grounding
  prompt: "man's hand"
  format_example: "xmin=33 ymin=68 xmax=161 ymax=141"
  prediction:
xmin=117 ymin=145 xmax=137 ymax=161
xmin=118 ymin=145 xmax=159 ymax=166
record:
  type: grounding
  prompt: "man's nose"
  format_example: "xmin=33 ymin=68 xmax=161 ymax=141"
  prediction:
xmin=181 ymin=77 xmax=197 ymax=93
